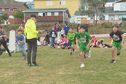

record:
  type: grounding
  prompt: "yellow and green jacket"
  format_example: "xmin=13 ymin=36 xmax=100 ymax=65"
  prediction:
xmin=24 ymin=19 xmax=38 ymax=39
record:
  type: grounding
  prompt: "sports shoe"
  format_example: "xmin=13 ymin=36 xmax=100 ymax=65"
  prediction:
xmin=32 ymin=64 xmax=39 ymax=67
xmin=28 ymin=64 xmax=31 ymax=67
xmin=70 ymin=52 xmax=72 ymax=55
xmin=80 ymin=63 xmax=85 ymax=68
xmin=88 ymin=50 xmax=91 ymax=58
xmin=117 ymin=53 xmax=120 ymax=56
xmin=9 ymin=53 xmax=12 ymax=57
xmin=110 ymin=60 xmax=116 ymax=63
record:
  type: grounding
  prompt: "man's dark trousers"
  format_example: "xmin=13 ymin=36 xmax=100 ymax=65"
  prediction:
xmin=27 ymin=38 xmax=37 ymax=65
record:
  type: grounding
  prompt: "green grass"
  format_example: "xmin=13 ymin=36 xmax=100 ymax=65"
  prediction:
xmin=0 ymin=37 xmax=126 ymax=84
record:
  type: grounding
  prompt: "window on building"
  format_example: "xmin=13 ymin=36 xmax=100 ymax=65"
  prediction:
xmin=9 ymin=8 xmax=14 ymax=12
xmin=2 ymin=8 xmax=5 ymax=11
xmin=109 ymin=16 xmax=114 ymax=20
xmin=100 ymin=16 xmax=105 ymax=20
xmin=9 ymin=15 xmax=14 ymax=18
xmin=59 ymin=1 xmax=66 ymax=5
xmin=46 ymin=1 xmax=53 ymax=6
xmin=38 ymin=13 xmax=46 ymax=17
xmin=119 ymin=15 xmax=126 ymax=20
xmin=47 ymin=12 xmax=51 ymax=16
xmin=54 ymin=12 xmax=59 ymax=16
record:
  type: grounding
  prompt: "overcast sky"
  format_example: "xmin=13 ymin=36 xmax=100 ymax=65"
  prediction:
xmin=15 ymin=0 xmax=33 ymax=2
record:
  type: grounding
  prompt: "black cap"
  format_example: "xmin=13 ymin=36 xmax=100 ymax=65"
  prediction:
xmin=30 ymin=14 xmax=38 ymax=18
xmin=80 ymin=25 xmax=86 ymax=29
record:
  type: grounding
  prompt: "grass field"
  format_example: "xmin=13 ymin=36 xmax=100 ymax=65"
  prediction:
xmin=0 ymin=37 xmax=126 ymax=84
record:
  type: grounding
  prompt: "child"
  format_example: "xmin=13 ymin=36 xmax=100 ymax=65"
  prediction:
xmin=61 ymin=28 xmax=65 ymax=37
xmin=67 ymin=28 xmax=75 ymax=55
xmin=0 ymin=26 xmax=11 ymax=56
xmin=90 ymin=36 xmax=97 ymax=47
xmin=62 ymin=36 xmax=69 ymax=49
xmin=76 ymin=25 xmax=92 ymax=67
xmin=15 ymin=29 xmax=26 ymax=60
xmin=109 ymin=24 xmax=124 ymax=63
xmin=49 ymin=27 xmax=57 ymax=48
xmin=45 ymin=32 xmax=50 ymax=46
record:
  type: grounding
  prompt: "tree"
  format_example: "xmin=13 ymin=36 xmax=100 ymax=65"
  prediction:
xmin=80 ymin=0 xmax=108 ymax=23
xmin=12 ymin=9 xmax=24 ymax=23
xmin=0 ymin=13 xmax=8 ymax=20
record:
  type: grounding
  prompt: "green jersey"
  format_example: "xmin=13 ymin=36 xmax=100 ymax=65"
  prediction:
xmin=77 ymin=32 xmax=92 ymax=45
xmin=67 ymin=32 xmax=75 ymax=41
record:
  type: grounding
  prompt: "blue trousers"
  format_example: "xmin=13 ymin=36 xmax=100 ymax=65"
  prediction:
xmin=51 ymin=38 xmax=55 ymax=47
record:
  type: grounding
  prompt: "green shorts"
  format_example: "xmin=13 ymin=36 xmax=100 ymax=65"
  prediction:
xmin=80 ymin=44 xmax=90 ymax=54
xmin=112 ymin=41 xmax=122 ymax=50
xmin=69 ymin=40 xmax=74 ymax=46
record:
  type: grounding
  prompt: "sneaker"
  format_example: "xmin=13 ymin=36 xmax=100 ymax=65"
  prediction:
xmin=117 ymin=53 xmax=120 ymax=56
xmin=53 ymin=46 xmax=55 ymax=49
xmin=110 ymin=60 xmax=116 ymax=63
xmin=9 ymin=53 xmax=12 ymax=57
xmin=88 ymin=51 xmax=91 ymax=58
xmin=28 ymin=64 xmax=31 ymax=67
xmin=0 ymin=51 xmax=3 ymax=56
xmin=70 ymin=52 xmax=72 ymax=55
xmin=32 ymin=64 xmax=39 ymax=67
xmin=73 ymin=46 xmax=75 ymax=52
xmin=80 ymin=63 xmax=85 ymax=68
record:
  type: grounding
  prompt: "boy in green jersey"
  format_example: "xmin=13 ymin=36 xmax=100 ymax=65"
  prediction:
xmin=109 ymin=24 xmax=124 ymax=63
xmin=76 ymin=25 xmax=92 ymax=68
xmin=67 ymin=28 xmax=75 ymax=55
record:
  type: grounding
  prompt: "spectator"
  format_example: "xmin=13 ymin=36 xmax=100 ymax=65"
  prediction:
xmin=64 ymin=23 xmax=70 ymax=36
xmin=84 ymin=21 xmax=89 ymax=33
xmin=61 ymin=28 xmax=65 ymax=37
xmin=54 ymin=23 xmax=58 ymax=32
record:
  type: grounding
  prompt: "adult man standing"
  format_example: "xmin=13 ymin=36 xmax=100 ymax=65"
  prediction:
xmin=84 ymin=21 xmax=89 ymax=33
xmin=24 ymin=14 xmax=42 ymax=67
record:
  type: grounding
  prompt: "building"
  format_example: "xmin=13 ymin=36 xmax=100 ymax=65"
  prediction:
xmin=26 ymin=1 xmax=34 ymax=9
xmin=0 ymin=4 xmax=29 ymax=24
xmin=74 ymin=0 xmax=126 ymax=24
xmin=34 ymin=0 xmax=81 ymax=17
xmin=23 ymin=8 xmax=71 ymax=24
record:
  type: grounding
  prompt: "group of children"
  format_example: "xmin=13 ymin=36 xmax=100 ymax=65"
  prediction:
xmin=0 ymin=23 xmax=124 ymax=68
xmin=41 ymin=24 xmax=125 ymax=67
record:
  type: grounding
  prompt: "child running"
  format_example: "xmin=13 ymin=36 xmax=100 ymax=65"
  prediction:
xmin=109 ymin=24 xmax=124 ymax=63
xmin=76 ymin=25 xmax=92 ymax=67
xmin=67 ymin=28 xmax=75 ymax=55
xmin=15 ymin=29 xmax=26 ymax=60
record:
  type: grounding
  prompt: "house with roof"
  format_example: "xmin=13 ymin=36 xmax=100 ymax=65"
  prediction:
xmin=23 ymin=8 xmax=71 ymax=24
xmin=0 ymin=4 xmax=29 ymax=24
xmin=34 ymin=0 xmax=81 ymax=23
xmin=74 ymin=0 xmax=126 ymax=24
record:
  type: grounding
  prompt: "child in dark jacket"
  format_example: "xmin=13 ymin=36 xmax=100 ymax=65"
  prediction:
xmin=49 ymin=27 xmax=57 ymax=48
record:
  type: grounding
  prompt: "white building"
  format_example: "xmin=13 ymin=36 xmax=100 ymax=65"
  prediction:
xmin=74 ymin=0 xmax=126 ymax=24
